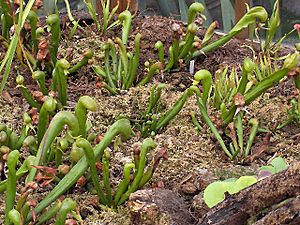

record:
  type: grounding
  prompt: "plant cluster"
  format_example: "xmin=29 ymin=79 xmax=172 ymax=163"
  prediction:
xmin=190 ymin=53 xmax=299 ymax=160
xmin=93 ymin=10 xmax=163 ymax=94
xmin=93 ymin=33 xmax=163 ymax=94
xmin=152 ymin=2 xmax=269 ymax=73
xmin=0 ymin=0 xmax=94 ymax=101
xmin=17 ymin=48 xmax=93 ymax=109
xmin=0 ymin=96 xmax=166 ymax=224
xmin=135 ymin=83 xmax=197 ymax=137
xmin=0 ymin=0 xmax=300 ymax=223
xmin=126 ymin=52 xmax=298 ymax=160
xmin=0 ymin=2 xmax=169 ymax=224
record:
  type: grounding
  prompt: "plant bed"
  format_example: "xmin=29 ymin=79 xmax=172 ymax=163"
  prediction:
xmin=0 ymin=1 xmax=299 ymax=224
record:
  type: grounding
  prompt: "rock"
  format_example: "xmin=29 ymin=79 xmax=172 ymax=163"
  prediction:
xmin=195 ymin=169 xmax=214 ymax=191
xmin=181 ymin=181 xmax=198 ymax=194
xmin=191 ymin=193 xmax=210 ymax=219
xmin=1 ymin=91 xmax=13 ymax=103
xmin=179 ymin=170 xmax=214 ymax=195
xmin=128 ymin=188 xmax=196 ymax=225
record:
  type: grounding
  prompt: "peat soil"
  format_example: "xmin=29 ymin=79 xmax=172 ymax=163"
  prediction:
xmin=0 ymin=14 xmax=299 ymax=224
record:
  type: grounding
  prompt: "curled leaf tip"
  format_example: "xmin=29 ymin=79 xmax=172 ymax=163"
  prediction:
xmin=32 ymin=71 xmax=46 ymax=80
xmin=57 ymin=59 xmax=71 ymax=69
xmin=249 ymin=118 xmax=259 ymax=126
xmin=16 ymin=75 xmax=25 ymax=85
xmin=118 ymin=10 xmax=132 ymax=19
xmin=44 ymin=96 xmax=57 ymax=112
xmin=194 ymin=69 xmax=212 ymax=81
xmin=243 ymin=58 xmax=255 ymax=73
xmin=84 ymin=49 xmax=94 ymax=59
xmin=284 ymin=53 xmax=299 ymax=69
xmin=46 ymin=14 xmax=60 ymax=24
xmin=188 ymin=2 xmax=205 ymax=25
xmin=155 ymin=41 xmax=163 ymax=49
xmin=113 ymin=118 xmax=133 ymax=140
xmin=78 ymin=96 xmax=97 ymax=112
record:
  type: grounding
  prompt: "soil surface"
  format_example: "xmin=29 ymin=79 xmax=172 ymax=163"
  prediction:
xmin=0 ymin=13 xmax=299 ymax=225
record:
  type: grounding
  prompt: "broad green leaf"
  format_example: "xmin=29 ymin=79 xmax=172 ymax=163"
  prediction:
xmin=203 ymin=176 xmax=257 ymax=208
xmin=223 ymin=178 xmax=237 ymax=182
xmin=259 ymin=165 xmax=276 ymax=174
xmin=270 ymin=157 xmax=288 ymax=172
xmin=235 ymin=176 xmax=257 ymax=190
xmin=203 ymin=181 xmax=229 ymax=208
xmin=226 ymin=182 xmax=241 ymax=195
